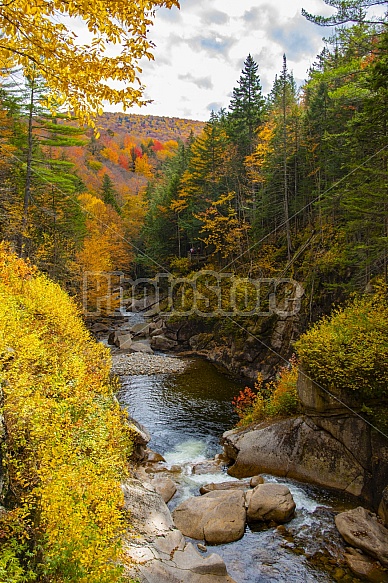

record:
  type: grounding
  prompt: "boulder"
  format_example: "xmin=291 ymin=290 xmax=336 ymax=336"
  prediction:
xmin=150 ymin=327 xmax=164 ymax=338
xmin=127 ymin=419 xmax=150 ymax=463
xmin=378 ymin=486 xmax=388 ymax=527
xmin=115 ymin=333 xmax=133 ymax=349
xmin=129 ymin=342 xmax=153 ymax=354
xmin=150 ymin=476 xmax=177 ymax=503
xmin=250 ymin=475 xmax=265 ymax=487
xmin=90 ymin=322 xmax=110 ymax=333
xmin=335 ymin=507 xmax=388 ymax=567
xmin=146 ymin=450 xmax=166 ymax=463
xmin=150 ymin=335 xmax=178 ymax=351
xmin=107 ymin=330 xmax=118 ymax=345
xmin=344 ymin=548 xmax=388 ymax=582
xmin=191 ymin=459 xmax=223 ymax=475
xmin=200 ymin=480 xmax=251 ymax=495
xmin=122 ymin=478 xmax=236 ymax=583
xmin=173 ymin=490 xmax=246 ymax=544
xmin=246 ymin=483 xmax=296 ymax=524
xmin=130 ymin=323 xmax=152 ymax=337
xmin=222 ymin=417 xmax=365 ymax=497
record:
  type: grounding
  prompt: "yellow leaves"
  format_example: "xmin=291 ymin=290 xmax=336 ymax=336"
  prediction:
xmin=0 ymin=0 xmax=180 ymax=125
xmin=0 ymin=246 xmax=133 ymax=581
xmin=134 ymin=152 xmax=152 ymax=177
xmin=295 ymin=287 xmax=388 ymax=400
xmin=245 ymin=121 xmax=276 ymax=184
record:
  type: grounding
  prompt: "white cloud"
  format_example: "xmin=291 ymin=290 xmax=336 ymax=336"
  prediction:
xmin=106 ymin=0 xmax=332 ymax=121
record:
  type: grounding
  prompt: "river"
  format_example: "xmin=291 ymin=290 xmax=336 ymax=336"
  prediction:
xmin=117 ymin=355 xmax=360 ymax=583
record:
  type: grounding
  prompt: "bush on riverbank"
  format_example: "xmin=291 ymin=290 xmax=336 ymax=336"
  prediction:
xmin=295 ymin=286 xmax=388 ymax=401
xmin=0 ymin=244 xmax=134 ymax=582
xmin=232 ymin=356 xmax=300 ymax=426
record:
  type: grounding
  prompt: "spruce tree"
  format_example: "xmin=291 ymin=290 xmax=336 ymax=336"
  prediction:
xmin=101 ymin=173 xmax=120 ymax=214
xmin=228 ymin=54 xmax=265 ymax=160
xmin=13 ymin=73 xmax=87 ymax=278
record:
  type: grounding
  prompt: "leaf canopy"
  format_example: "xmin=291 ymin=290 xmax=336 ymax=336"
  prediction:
xmin=0 ymin=0 xmax=180 ymax=124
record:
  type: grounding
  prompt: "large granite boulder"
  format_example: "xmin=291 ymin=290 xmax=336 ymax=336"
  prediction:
xmin=344 ymin=548 xmax=388 ymax=582
xmin=172 ymin=490 xmax=246 ymax=545
xmin=150 ymin=476 xmax=177 ymax=503
xmin=335 ymin=507 xmax=388 ymax=567
xmin=150 ymin=335 xmax=178 ymax=351
xmin=222 ymin=417 xmax=365 ymax=497
xmin=122 ymin=479 xmax=236 ymax=583
xmin=246 ymin=483 xmax=296 ymax=524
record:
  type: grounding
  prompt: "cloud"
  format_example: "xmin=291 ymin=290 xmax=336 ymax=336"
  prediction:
xmin=201 ymin=9 xmax=230 ymax=25
xmin=178 ymin=73 xmax=214 ymax=90
xmin=269 ymin=13 xmax=323 ymax=59
xmin=206 ymin=101 xmax=223 ymax=113
xmin=188 ymin=33 xmax=237 ymax=57
xmin=155 ymin=5 xmax=182 ymax=23
xmin=242 ymin=4 xmax=279 ymax=31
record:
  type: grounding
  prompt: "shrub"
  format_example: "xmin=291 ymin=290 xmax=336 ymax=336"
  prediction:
xmin=294 ymin=287 xmax=388 ymax=401
xmin=0 ymin=243 xmax=133 ymax=582
xmin=232 ymin=358 xmax=300 ymax=426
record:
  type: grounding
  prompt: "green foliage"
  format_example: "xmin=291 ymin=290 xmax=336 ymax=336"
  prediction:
xmin=295 ymin=287 xmax=388 ymax=400
xmin=0 ymin=245 xmax=133 ymax=582
xmin=101 ymin=173 xmax=121 ymax=213
xmin=228 ymin=54 xmax=265 ymax=159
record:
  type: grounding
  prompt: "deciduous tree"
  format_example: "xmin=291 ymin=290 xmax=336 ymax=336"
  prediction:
xmin=0 ymin=0 xmax=180 ymax=124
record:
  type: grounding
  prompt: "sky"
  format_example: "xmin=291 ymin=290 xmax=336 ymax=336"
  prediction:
xmin=109 ymin=0 xmax=335 ymax=121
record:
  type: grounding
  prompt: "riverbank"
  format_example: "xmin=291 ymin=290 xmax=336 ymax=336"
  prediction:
xmin=113 ymin=350 xmax=388 ymax=583
xmin=112 ymin=352 xmax=187 ymax=375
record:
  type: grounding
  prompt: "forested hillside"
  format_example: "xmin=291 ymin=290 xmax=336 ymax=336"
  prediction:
xmin=0 ymin=1 xmax=387 ymax=581
xmin=0 ymin=96 xmax=203 ymax=287
xmin=143 ymin=15 xmax=388 ymax=323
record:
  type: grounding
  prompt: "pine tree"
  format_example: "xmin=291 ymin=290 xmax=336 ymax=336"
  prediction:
xmin=302 ymin=0 xmax=387 ymax=26
xmin=101 ymin=173 xmax=120 ymax=214
xmin=228 ymin=54 xmax=265 ymax=160
xmin=14 ymin=73 xmax=87 ymax=278
xmin=172 ymin=112 xmax=232 ymax=249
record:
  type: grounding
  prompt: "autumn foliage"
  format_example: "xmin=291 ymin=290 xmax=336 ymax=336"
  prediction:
xmin=295 ymin=288 xmax=388 ymax=401
xmin=0 ymin=0 xmax=180 ymax=124
xmin=0 ymin=244 xmax=133 ymax=582
xmin=232 ymin=357 xmax=300 ymax=426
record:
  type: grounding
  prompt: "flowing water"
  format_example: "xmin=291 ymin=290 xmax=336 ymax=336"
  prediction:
xmin=117 ymin=355 xmax=360 ymax=583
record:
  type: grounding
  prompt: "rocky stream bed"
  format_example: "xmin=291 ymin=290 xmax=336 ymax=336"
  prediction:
xmin=92 ymin=314 xmax=388 ymax=583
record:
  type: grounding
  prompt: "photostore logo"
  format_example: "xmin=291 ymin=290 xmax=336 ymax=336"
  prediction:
xmin=82 ymin=270 xmax=304 ymax=318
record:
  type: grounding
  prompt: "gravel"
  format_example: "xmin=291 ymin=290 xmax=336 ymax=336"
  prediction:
xmin=111 ymin=352 xmax=188 ymax=376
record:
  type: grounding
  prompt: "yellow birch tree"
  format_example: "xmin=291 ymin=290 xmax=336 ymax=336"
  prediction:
xmin=0 ymin=0 xmax=180 ymax=124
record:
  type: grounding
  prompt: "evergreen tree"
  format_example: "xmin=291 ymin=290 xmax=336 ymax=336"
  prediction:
xmin=101 ymin=173 xmax=120 ymax=214
xmin=228 ymin=54 xmax=265 ymax=160
xmin=302 ymin=0 xmax=387 ymax=26
xmin=5 ymin=73 xmax=87 ymax=279
xmin=143 ymin=143 xmax=189 ymax=263
xmin=172 ymin=111 xmax=233 ymax=249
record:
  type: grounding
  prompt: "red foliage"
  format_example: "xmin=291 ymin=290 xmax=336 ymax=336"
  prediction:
xmin=151 ymin=139 xmax=163 ymax=152
xmin=232 ymin=387 xmax=257 ymax=419
xmin=118 ymin=153 xmax=129 ymax=170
